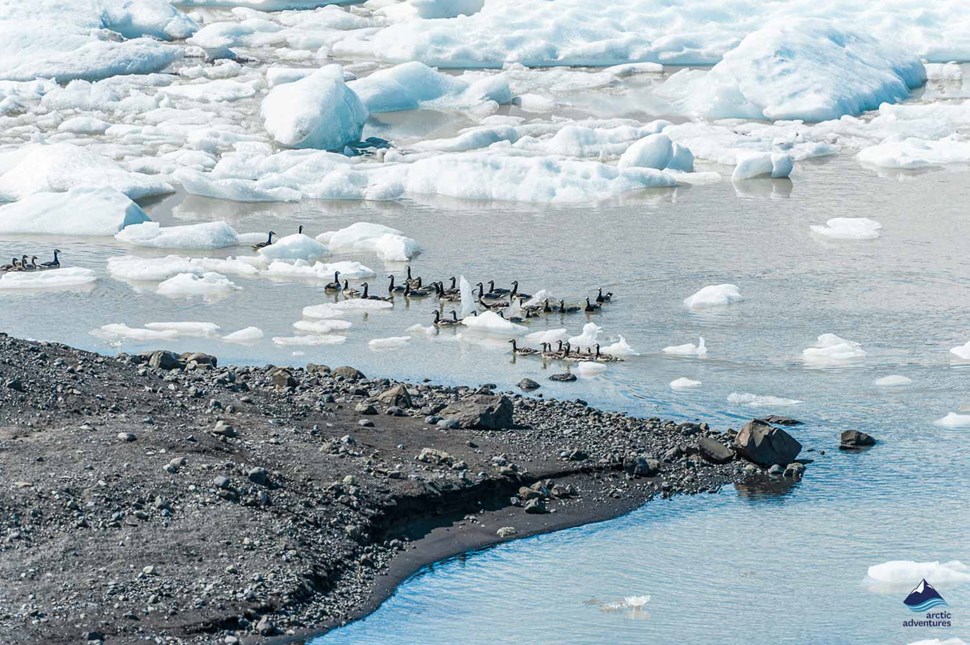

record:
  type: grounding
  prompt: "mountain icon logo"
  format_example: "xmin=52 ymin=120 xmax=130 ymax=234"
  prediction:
xmin=903 ymin=579 xmax=948 ymax=612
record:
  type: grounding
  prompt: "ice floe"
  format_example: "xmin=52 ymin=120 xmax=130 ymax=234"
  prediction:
xmin=261 ymin=65 xmax=368 ymax=151
xmin=934 ymin=413 xmax=970 ymax=428
xmin=731 ymin=152 xmax=793 ymax=180
xmin=461 ymin=310 xmax=527 ymax=335
xmin=302 ymin=298 xmax=392 ymax=319
xmin=293 ymin=319 xmax=353 ymax=334
xmin=368 ymin=336 xmax=411 ymax=350
xmin=263 ymin=259 xmax=375 ymax=280
xmin=0 ymin=187 xmax=149 ymax=236
xmin=143 ymin=321 xmax=221 ymax=338
xmin=600 ymin=335 xmax=638 ymax=357
xmin=568 ymin=323 xmax=602 ymax=348
xmin=525 ymin=328 xmax=569 ymax=346
xmin=857 ymin=136 xmax=970 ymax=170
xmin=223 ymin=326 xmax=264 ymax=343
xmin=684 ymin=284 xmax=742 ymax=309
xmin=107 ymin=254 xmax=259 ymax=281
xmin=618 ymin=134 xmax=694 ymax=172
xmin=0 ymin=267 xmax=96 ymax=290
xmin=728 ymin=392 xmax=803 ymax=407
xmin=116 ymin=222 xmax=239 ymax=250
xmin=318 ymin=222 xmax=420 ymax=261
xmin=802 ymin=334 xmax=866 ymax=364
xmin=950 ymin=342 xmax=970 ymax=360
xmin=348 ymin=62 xmax=511 ymax=113
xmin=156 ymin=271 xmax=240 ymax=298
xmin=257 ymin=233 xmax=328 ymax=262
xmin=92 ymin=323 xmax=178 ymax=342
xmin=874 ymin=375 xmax=912 ymax=387
xmin=575 ymin=361 xmax=606 ymax=376
xmin=866 ymin=560 xmax=970 ymax=590
xmin=670 ymin=377 xmax=701 ymax=389
xmin=272 ymin=334 xmax=347 ymax=346
xmin=663 ymin=337 xmax=707 ymax=357
xmin=810 ymin=218 xmax=882 ymax=240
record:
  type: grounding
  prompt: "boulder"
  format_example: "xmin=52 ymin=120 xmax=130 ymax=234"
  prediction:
xmin=734 ymin=419 xmax=801 ymax=466
xmin=147 ymin=350 xmax=182 ymax=370
xmin=440 ymin=394 xmax=514 ymax=429
xmin=332 ymin=366 xmax=365 ymax=381
xmin=518 ymin=378 xmax=540 ymax=391
xmin=267 ymin=367 xmax=297 ymax=388
xmin=549 ymin=372 xmax=576 ymax=382
xmin=697 ymin=436 xmax=734 ymax=464
xmin=417 ymin=448 xmax=453 ymax=465
xmin=783 ymin=462 xmax=806 ymax=479
xmin=523 ymin=498 xmax=546 ymax=514
xmin=180 ymin=351 xmax=217 ymax=367
xmin=839 ymin=430 xmax=877 ymax=450
xmin=760 ymin=415 xmax=802 ymax=426
xmin=624 ymin=455 xmax=660 ymax=477
xmin=306 ymin=363 xmax=331 ymax=375
xmin=377 ymin=384 xmax=412 ymax=408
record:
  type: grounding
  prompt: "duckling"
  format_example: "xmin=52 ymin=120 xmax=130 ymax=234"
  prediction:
xmin=559 ymin=300 xmax=581 ymax=314
xmin=360 ymin=282 xmax=391 ymax=301
xmin=387 ymin=274 xmax=406 ymax=294
xmin=324 ymin=271 xmax=342 ymax=293
xmin=39 ymin=250 xmax=60 ymax=269
xmin=540 ymin=342 xmax=561 ymax=360
xmin=433 ymin=310 xmax=460 ymax=327
xmin=508 ymin=339 xmax=539 ymax=356
xmin=595 ymin=287 xmax=613 ymax=304
xmin=18 ymin=254 xmax=29 ymax=271
xmin=585 ymin=297 xmax=601 ymax=313
xmin=252 ymin=231 xmax=275 ymax=250
xmin=343 ymin=280 xmax=361 ymax=298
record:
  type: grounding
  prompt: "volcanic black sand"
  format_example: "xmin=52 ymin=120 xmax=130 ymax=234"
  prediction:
xmin=0 ymin=333 xmax=798 ymax=643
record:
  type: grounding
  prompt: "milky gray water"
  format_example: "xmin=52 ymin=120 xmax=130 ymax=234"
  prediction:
xmin=2 ymin=155 xmax=969 ymax=643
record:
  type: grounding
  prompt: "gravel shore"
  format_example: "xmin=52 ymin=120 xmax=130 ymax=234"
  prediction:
xmin=0 ymin=333 xmax=789 ymax=643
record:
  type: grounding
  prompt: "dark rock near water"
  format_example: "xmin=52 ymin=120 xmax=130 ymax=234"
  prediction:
xmin=440 ymin=394 xmax=514 ymax=429
xmin=147 ymin=350 xmax=182 ymax=371
xmin=734 ymin=419 xmax=801 ymax=466
xmin=697 ymin=437 xmax=734 ymax=464
xmin=549 ymin=372 xmax=576 ymax=382
xmin=524 ymin=498 xmax=546 ymax=514
xmin=377 ymin=384 xmax=412 ymax=409
xmin=783 ymin=462 xmax=806 ymax=479
xmin=624 ymin=455 xmax=660 ymax=477
xmin=839 ymin=430 xmax=876 ymax=450
xmin=760 ymin=415 xmax=802 ymax=426
xmin=333 ymin=366 xmax=365 ymax=381
xmin=518 ymin=378 xmax=541 ymax=391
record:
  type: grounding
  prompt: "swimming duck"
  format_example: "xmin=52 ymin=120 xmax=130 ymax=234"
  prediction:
xmin=404 ymin=281 xmax=434 ymax=298
xmin=435 ymin=281 xmax=461 ymax=302
xmin=487 ymin=280 xmax=511 ymax=297
xmin=510 ymin=281 xmax=532 ymax=301
xmin=360 ymin=282 xmax=391 ymax=301
xmin=595 ymin=287 xmax=613 ymax=304
xmin=440 ymin=277 xmax=461 ymax=299
xmin=405 ymin=266 xmax=421 ymax=288
xmin=252 ymin=231 xmax=275 ymax=250
xmin=39 ymin=250 xmax=60 ymax=269
xmin=433 ymin=310 xmax=460 ymax=327
xmin=508 ymin=339 xmax=539 ymax=356
xmin=0 ymin=257 xmax=18 ymax=272
xmin=387 ymin=274 xmax=406 ymax=294
xmin=476 ymin=282 xmax=508 ymax=308
xmin=325 ymin=271 xmax=342 ymax=293
xmin=21 ymin=255 xmax=38 ymax=271
xmin=343 ymin=280 xmax=361 ymax=298
xmin=591 ymin=344 xmax=619 ymax=363
xmin=559 ymin=300 xmax=581 ymax=314
xmin=584 ymin=297 xmax=601 ymax=313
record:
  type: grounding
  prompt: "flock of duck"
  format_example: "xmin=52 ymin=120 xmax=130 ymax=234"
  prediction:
xmin=0 ymin=250 xmax=60 ymax=272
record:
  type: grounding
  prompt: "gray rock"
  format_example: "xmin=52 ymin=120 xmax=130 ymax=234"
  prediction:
xmin=358 ymin=419 xmax=375 ymax=428
xmin=377 ymin=384 xmax=412 ymax=408
xmin=549 ymin=372 xmax=576 ymax=382
xmin=332 ymin=366 xmax=365 ymax=381
xmin=164 ymin=457 xmax=186 ymax=474
xmin=417 ymin=447 xmax=453 ymax=465
xmin=733 ymin=419 xmax=802 ymax=466
xmin=783 ymin=462 xmax=806 ymax=479
xmin=306 ymin=363 xmax=331 ymax=375
xmin=767 ymin=464 xmax=784 ymax=476
xmin=213 ymin=475 xmax=232 ymax=489
xmin=385 ymin=406 xmax=406 ymax=417
xmin=355 ymin=403 xmax=378 ymax=415
xmin=437 ymin=418 xmax=460 ymax=429
xmin=268 ymin=368 xmax=297 ymax=389
xmin=839 ymin=430 xmax=876 ymax=450
xmin=212 ymin=421 xmax=237 ymax=438
xmin=625 ymin=456 xmax=660 ymax=477
xmin=760 ymin=415 xmax=802 ymax=426
xmin=496 ymin=526 xmax=518 ymax=538
xmin=247 ymin=467 xmax=269 ymax=486
xmin=180 ymin=351 xmax=217 ymax=367
xmin=256 ymin=616 xmax=276 ymax=636
xmin=439 ymin=394 xmax=514 ymax=429
xmin=117 ymin=432 xmax=136 ymax=442
xmin=517 ymin=378 xmax=541 ymax=391
xmin=523 ymin=498 xmax=546 ymax=514
xmin=697 ymin=437 xmax=734 ymax=464
xmin=147 ymin=350 xmax=183 ymax=371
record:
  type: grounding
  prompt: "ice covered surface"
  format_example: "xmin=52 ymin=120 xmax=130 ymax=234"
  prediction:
xmin=731 ymin=152 xmax=793 ymax=180
xmin=107 ymin=255 xmax=258 ymax=281
xmin=0 ymin=187 xmax=149 ymax=236
xmin=684 ymin=285 xmax=742 ymax=309
xmin=92 ymin=323 xmax=177 ymax=342
xmin=866 ymin=560 xmax=970 ymax=589
xmin=811 ymin=218 xmax=882 ymax=240
xmin=525 ymin=328 xmax=568 ymax=346
xmin=263 ymin=259 xmax=374 ymax=280
xmin=670 ymin=377 xmax=701 ymax=389
xmin=618 ymin=134 xmax=694 ymax=172
xmin=802 ymin=333 xmax=866 ymax=363
xmin=857 ymin=137 xmax=970 ymax=169
xmin=116 ymin=222 xmax=239 ymax=249
xmin=950 ymin=341 xmax=970 ymax=360
xmin=223 ymin=326 xmax=264 ymax=343
xmin=0 ymin=144 xmax=172 ymax=200
xmin=568 ymin=323 xmax=602 ymax=348
xmin=143 ymin=321 xmax=221 ymax=337
xmin=156 ymin=272 xmax=240 ymax=298
xmin=660 ymin=20 xmax=925 ymax=121
xmin=349 ymin=62 xmax=511 ymax=113
xmin=575 ymin=361 xmax=606 ymax=376
xmin=0 ymin=267 xmax=96 ymax=290
xmin=728 ymin=392 xmax=803 ymax=407
xmin=293 ymin=319 xmax=353 ymax=334
xmin=302 ymin=298 xmax=392 ymax=319
xmin=461 ymin=311 xmax=526 ymax=335
xmin=318 ymin=223 xmax=420 ymax=261
xmin=875 ymin=375 xmax=912 ymax=387
xmin=600 ymin=335 xmax=638 ymax=357
xmin=662 ymin=337 xmax=707 ymax=357
xmin=272 ymin=334 xmax=347 ymax=346
xmin=261 ymin=65 xmax=368 ymax=151
xmin=934 ymin=412 xmax=970 ymax=428
xmin=257 ymin=233 xmax=328 ymax=261
xmin=368 ymin=336 xmax=411 ymax=350
xmin=907 ymin=639 xmax=968 ymax=645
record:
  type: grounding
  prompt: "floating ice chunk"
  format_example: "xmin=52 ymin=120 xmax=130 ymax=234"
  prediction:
xmin=99 ymin=0 xmax=199 ymax=40
xmin=684 ymin=284 xmax=742 ymax=309
xmin=272 ymin=334 xmax=347 ymax=346
xmin=293 ymin=319 xmax=353 ymax=334
xmin=0 ymin=187 xmax=149 ymax=236
xmin=107 ymin=255 xmax=257 ymax=281
xmin=223 ymin=326 xmax=264 ymax=343
xmin=618 ymin=134 xmax=673 ymax=170
xmin=867 ymin=560 xmax=970 ymax=590
xmin=731 ymin=151 xmax=793 ymax=180
xmin=461 ymin=310 xmax=527 ymax=335
xmin=662 ymin=19 xmax=925 ymax=121
xmin=934 ymin=413 xmax=970 ymax=428
xmin=728 ymin=392 xmax=802 ymax=407
xmin=317 ymin=222 xmax=420 ymax=261
xmin=261 ymin=65 xmax=368 ymax=151
xmin=522 ymin=289 xmax=553 ymax=309
xmin=459 ymin=274 xmax=476 ymax=317
xmin=810 ymin=218 xmax=882 ymax=240
xmin=875 ymin=375 xmax=912 ymax=387
xmin=156 ymin=272 xmax=239 ymax=298
xmin=406 ymin=323 xmax=436 ymax=336
xmin=802 ymin=333 xmax=866 ymax=363
xmin=302 ymin=298 xmax=392 ymax=319
xmin=598 ymin=595 xmax=650 ymax=612
xmin=57 ymin=116 xmax=110 ymax=135
xmin=0 ymin=143 xmax=172 ymax=200
xmin=569 ymin=323 xmax=602 ymax=347
xmin=0 ymin=267 xmax=97 ymax=290
xmin=600 ymin=335 xmax=638 ymax=357
xmin=349 ymin=61 xmax=510 ymax=113
xmin=372 ymin=234 xmax=421 ymax=262
xmin=263 ymin=260 xmax=375 ymax=280
xmin=857 ymin=136 xmax=970 ymax=170
xmin=143 ymin=322 xmax=220 ymax=337
xmin=116 ymin=222 xmax=239 ymax=250
xmin=951 ymin=342 xmax=970 ymax=360
xmin=525 ymin=328 xmax=568 ymax=346
xmin=92 ymin=323 xmax=177 ymax=342
xmin=368 ymin=336 xmax=411 ymax=350
xmin=907 ymin=639 xmax=968 ymax=645
xmin=576 ymin=361 xmax=606 ymax=376
xmin=670 ymin=377 xmax=701 ymax=389
xmin=663 ymin=337 xmax=707 ymax=357
xmin=258 ymin=233 xmax=328 ymax=262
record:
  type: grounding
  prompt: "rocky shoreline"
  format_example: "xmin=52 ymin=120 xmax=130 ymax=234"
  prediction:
xmin=0 ymin=334 xmax=807 ymax=644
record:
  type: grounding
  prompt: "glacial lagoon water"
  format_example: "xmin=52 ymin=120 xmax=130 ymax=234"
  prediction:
xmin=2 ymin=156 xmax=970 ymax=643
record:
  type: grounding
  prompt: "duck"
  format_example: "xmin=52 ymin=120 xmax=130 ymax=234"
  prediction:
xmin=508 ymin=339 xmax=539 ymax=356
xmin=595 ymin=287 xmax=613 ymax=304
xmin=360 ymin=282 xmax=391 ymax=301
xmin=435 ymin=281 xmax=461 ymax=302
xmin=540 ymin=342 xmax=562 ymax=360
xmin=585 ymin=297 xmax=601 ymax=313
xmin=21 ymin=255 xmax=38 ymax=271
xmin=252 ymin=231 xmax=276 ymax=250
xmin=476 ymin=282 xmax=508 ymax=308
xmin=405 ymin=266 xmax=421 ymax=287
xmin=487 ymin=280 xmax=511 ymax=297
xmin=404 ymin=281 xmax=434 ymax=298
xmin=559 ymin=300 xmax=581 ymax=314
xmin=39 ymin=250 xmax=60 ymax=269
xmin=510 ymin=280 xmax=532 ymax=302
xmin=324 ymin=271 xmax=342 ymax=293
xmin=591 ymin=344 xmax=619 ymax=363
xmin=433 ymin=310 xmax=460 ymax=327
xmin=0 ymin=257 xmax=18 ymax=272
xmin=343 ymin=280 xmax=361 ymax=298
xmin=387 ymin=274 xmax=406 ymax=294
xmin=440 ymin=277 xmax=461 ymax=299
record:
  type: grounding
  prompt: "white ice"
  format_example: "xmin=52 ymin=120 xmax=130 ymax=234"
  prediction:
xmin=272 ymin=334 xmax=347 ymax=346
xmin=866 ymin=560 xmax=970 ymax=590
xmin=156 ymin=271 xmax=240 ymax=298
xmin=107 ymin=255 xmax=258 ymax=281
xmin=934 ymin=413 xmax=970 ymax=428
xmin=116 ymin=222 xmax=239 ymax=250
xmin=810 ymin=218 xmax=882 ymax=240
xmin=663 ymin=337 xmax=707 ymax=357
xmin=0 ymin=187 xmax=149 ymax=236
xmin=950 ymin=341 xmax=970 ymax=360
xmin=143 ymin=321 xmax=221 ymax=337
xmin=670 ymin=377 xmax=702 ymax=389
xmin=858 ymin=136 xmax=970 ymax=170
xmin=0 ymin=267 xmax=96 ymax=290
xmin=575 ymin=361 xmax=606 ymax=376
xmin=731 ymin=151 xmax=794 ymax=180
xmin=728 ymin=392 xmax=803 ymax=407
xmin=525 ymin=328 xmax=568 ymax=346
xmin=348 ymin=62 xmax=511 ymax=113
xmin=302 ymin=299 xmax=392 ymax=319
xmin=368 ymin=336 xmax=411 ymax=350
xmin=92 ymin=323 xmax=178 ymax=342
xmin=461 ymin=310 xmax=527 ymax=335
xmin=600 ymin=335 xmax=639 ymax=357
xmin=459 ymin=275 xmax=476 ymax=317
xmin=263 ymin=259 xmax=374 ymax=280
xmin=875 ymin=375 xmax=912 ymax=387
xmin=568 ymin=323 xmax=602 ymax=348
xmin=684 ymin=284 xmax=742 ymax=309
xmin=318 ymin=222 xmax=420 ymax=261
xmin=802 ymin=333 xmax=866 ymax=363
xmin=293 ymin=319 xmax=353 ymax=334
xmin=222 ymin=326 xmax=264 ymax=343
xmin=257 ymin=233 xmax=329 ymax=262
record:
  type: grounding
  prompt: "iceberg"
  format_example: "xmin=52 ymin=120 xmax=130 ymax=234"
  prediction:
xmin=935 ymin=413 xmax=970 ymax=428
xmin=568 ymin=323 xmax=602 ymax=348
xmin=857 ymin=136 xmax=970 ymax=170
xmin=461 ymin=310 xmax=527 ymax=335
xmin=156 ymin=272 xmax=240 ymax=298
xmin=618 ymin=134 xmax=694 ymax=172
xmin=684 ymin=285 xmax=742 ymax=309
xmin=143 ymin=322 xmax=221 ymax=338
xmin=263 ymin=259 xmax=375 ymax=280
xmin=600 ymin=335 xmax=638 ymax=357
xmin=662 ymin=337 xmax=707 ymax=357
xmin=802 ymin=333 xmax=866 ymax=363
xmin=368 ymin=336 xmax=412 ymax=350
xmin=107 ymin=254 xmax=258 ymax=281
xmin=257 ymin=233 xmax=328 ymax=262
xmin=115 ymin=222 xmax=239 ymax=250
xmin=0 ymin=187 xmax=149 ymax=236
xmin=261 ymin=65 xmax=368 ymax=151
xmin=731 ymin=152 xmax=793 ymax=180
xmin=874 ymin=375 xmax=912 ymax=387
xmin=222 ymin=326 xmax=264 ymax=343
xmin=293 ymin=319 xmax=353 ymax=334
xmin=867 ymin=560 xmax=970 ymax=589
xmin=318 ymin=222 xmax=420 ymax=261
xmin=728 ymin=392 xmax=803 ymax=407
xmin=0 ymin=267 xmax=96 ymax=290
xmin=92 ymin=323 xmax=178 ymax=342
